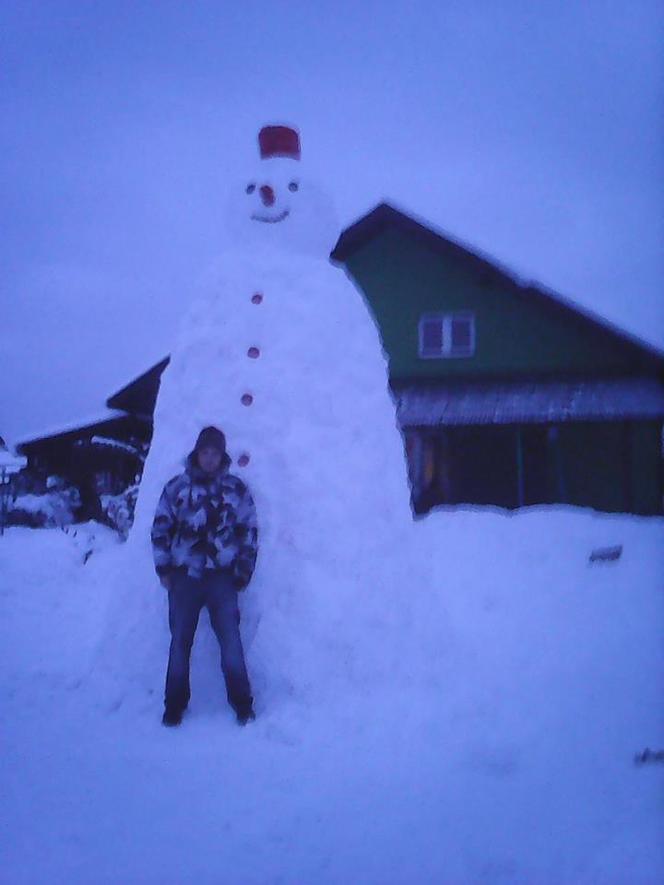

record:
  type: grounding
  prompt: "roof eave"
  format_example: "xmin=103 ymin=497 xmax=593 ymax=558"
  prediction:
xmin=106 ymin=356 xmax=170 ymax=410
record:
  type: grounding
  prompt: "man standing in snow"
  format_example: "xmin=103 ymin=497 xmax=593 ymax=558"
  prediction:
xmin=151 ymin=426 xmax=258 ymax=727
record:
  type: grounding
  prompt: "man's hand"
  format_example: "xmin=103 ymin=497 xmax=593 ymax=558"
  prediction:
xmin=159 ymin=574 xmax=172 ymax=591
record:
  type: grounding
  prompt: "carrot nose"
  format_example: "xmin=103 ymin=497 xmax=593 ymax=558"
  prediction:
xmin=260 ymin=185 xmax=275 ymax=206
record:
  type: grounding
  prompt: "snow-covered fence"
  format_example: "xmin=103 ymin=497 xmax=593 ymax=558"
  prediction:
xmin=0 ymin=451 xmax=28 ymax=535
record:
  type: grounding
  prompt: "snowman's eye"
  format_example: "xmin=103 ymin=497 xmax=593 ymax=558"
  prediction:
xmin=288 ymin=181 xmax=299 ymax=192
xmin=246 ymin=183 xmax=256 ymax=194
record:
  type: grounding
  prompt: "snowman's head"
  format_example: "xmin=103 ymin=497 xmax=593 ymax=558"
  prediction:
xmin=244 ymin=156 xmax=303 ymax=227
xmin=223 ymin=125 xmax=339 ymax=259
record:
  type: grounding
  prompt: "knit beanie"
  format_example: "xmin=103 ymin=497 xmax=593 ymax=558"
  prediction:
xmin=194 ymin=426 xmax=226 ymax=454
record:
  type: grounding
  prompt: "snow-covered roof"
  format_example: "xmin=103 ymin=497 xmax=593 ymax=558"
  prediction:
xmin=0 ymin=450 xmax=27 ymax=471
xmin=16 ymin=410 xmax=132 ymax=448
xmin=89 ymin=436 xmax=141 ymax=455
xmin=393 ymin=377 xmax=664 ymax=426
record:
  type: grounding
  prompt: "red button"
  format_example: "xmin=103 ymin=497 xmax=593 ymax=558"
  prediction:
xmin=241 ymin=393 xmax=253 ymax=406
xmin=238 ymin=454 xmax=250 ymax=467
xmin=251 ymin=293 xmax=263 ymax=304
xmin=247 ymin=347 xmax=260 ymax=359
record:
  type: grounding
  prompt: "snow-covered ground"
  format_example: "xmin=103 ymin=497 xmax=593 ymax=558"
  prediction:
xmin=2 ymin=508 xmax=663 ymax=884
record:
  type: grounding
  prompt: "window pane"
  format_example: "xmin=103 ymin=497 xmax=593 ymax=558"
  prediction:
xmin=450 ymin=317 xmax=472 ymax=349
xmin=422 ymin=319 xmax=443 ymax=352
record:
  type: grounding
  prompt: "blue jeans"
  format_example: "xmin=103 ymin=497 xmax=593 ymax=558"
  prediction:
xmin=165 ymin=569 xmax=253 ymax=715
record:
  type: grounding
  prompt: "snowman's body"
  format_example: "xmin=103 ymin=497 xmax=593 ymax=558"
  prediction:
xmin=134 ymin=248 xmax=412 ymax=564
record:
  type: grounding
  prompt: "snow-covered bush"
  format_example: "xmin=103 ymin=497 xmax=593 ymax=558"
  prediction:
xmin=8 ymin=483 xmax=81 ymax=529
xmin=100 ymin=483 xmax=139 ymax=540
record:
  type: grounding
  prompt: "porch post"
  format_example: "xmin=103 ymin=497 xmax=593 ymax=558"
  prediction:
xmin=0 ymin=467 xmax=7 ymax=536
xmin=621 ymin=421 xmax=633 ymax=513
xmin=516 ymin=427 xmax=525 ymax=508
xmin=548 ymin=425 xmax=567 ymax=503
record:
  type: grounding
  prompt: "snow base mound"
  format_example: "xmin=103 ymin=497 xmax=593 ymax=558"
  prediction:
xmin=2 ymin=508 xmax=663 ymax=882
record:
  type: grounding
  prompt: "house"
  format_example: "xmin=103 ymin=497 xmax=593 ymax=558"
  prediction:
xmin=16 ymin=205 xmax=664 ymax=518
xmin=15 ymin=410 xmax=149 ymax=505
xmin=331 ymin=203 xmax=664 ymax=515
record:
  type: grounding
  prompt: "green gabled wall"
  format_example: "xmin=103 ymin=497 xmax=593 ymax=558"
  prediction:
xmin=344 ymin=227 xmax=650 ymax=379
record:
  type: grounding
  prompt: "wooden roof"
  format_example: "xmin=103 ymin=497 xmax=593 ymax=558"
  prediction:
xmin=106 ymin=356 xmax=170 ymax=416
xmin=393 ymin=377 xmax=664 ymax=426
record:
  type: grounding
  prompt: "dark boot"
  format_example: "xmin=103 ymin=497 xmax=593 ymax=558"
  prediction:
xmin=162 ymin=707 xmax=184 ymax=727
xmin=235 ymin=702 xmax=256 ymax=726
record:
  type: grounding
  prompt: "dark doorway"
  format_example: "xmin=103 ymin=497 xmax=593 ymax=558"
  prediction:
xmin=446 ymin=426 xmax=518 ymax=508
xmin=521 ymin=426 xmax=551 ymax=505
xmin=412 ymin=424 xmax=560 ymax=513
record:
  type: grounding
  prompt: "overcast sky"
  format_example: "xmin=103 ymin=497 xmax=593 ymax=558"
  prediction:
xmin=2 ymin=1 xmax=663 ymax=444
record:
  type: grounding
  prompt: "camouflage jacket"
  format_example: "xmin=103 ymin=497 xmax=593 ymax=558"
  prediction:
xmin=151 ymin=454 xmax=258 ymax=589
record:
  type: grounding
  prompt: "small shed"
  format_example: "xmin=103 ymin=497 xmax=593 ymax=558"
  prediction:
xmin=14 ymin=358 xmax=170 ymax=516
xmin=16 ymin=411 xmax=149 ymax=500
xmin=331 ymin=203 xmax=664 ymax=515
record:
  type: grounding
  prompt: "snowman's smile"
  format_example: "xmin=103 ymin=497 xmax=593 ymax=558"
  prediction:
xmin=251 ymin=210 xmax=290 ymax=224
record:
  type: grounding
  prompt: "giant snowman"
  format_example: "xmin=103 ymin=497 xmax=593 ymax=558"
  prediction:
xmin=117 ymin=125 xmax=424 ymax=704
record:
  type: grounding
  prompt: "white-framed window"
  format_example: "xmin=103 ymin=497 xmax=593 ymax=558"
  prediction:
xmin=418 ymin=312 xmax=476 ymax=359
